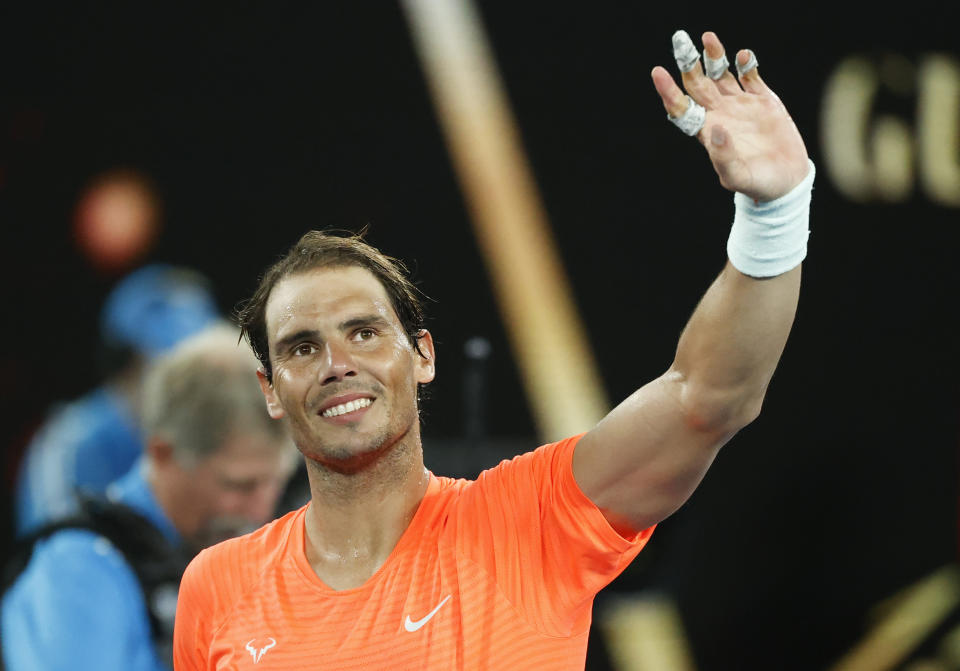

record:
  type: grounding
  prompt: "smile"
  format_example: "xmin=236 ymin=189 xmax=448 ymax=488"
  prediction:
xmin=321 ymin=397 xmax=373 ymax=418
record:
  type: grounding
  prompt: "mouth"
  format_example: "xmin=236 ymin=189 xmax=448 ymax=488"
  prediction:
xmin=318 ymin=394 xmax=375 ymax=419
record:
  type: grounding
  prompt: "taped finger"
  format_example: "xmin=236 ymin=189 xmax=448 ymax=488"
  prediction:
xmin=672 ymin=30 xmax=700 ymax=73
xmin=667 ymin=96 xmax=706 ymax=136
xmin=736 ymin=50 xmax=758 ymax=77
xmin=704 ymin=52 xmax=730 ymax=80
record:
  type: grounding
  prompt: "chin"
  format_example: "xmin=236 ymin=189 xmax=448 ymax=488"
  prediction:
xmin=303 ymin=428 xmax=408 ymax=475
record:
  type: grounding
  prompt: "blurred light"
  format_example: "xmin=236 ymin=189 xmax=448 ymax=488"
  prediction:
xmin=830 ymin=564 xmax=960 ymax=671
xmin=918 ymin=55 xmax=960 ymax=206
xmin=464 ymin=336 xmax=492 ymax=361
xmin=73 ymin=170 xmax=161 ymax=274
xmin=600 ymin=592 xmax=696 ymax=671
xmin=821 ymin=53 xmax=960 ymax=207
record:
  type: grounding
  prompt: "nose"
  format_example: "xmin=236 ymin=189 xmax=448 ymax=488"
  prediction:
xmin=319 ymin=340 xmax=358 ymax=385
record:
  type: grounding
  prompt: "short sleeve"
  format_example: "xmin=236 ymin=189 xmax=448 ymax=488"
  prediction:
xmin=172 ymin=551 xmax=215 ymax=671
xmin=453 ymin=435 xmax=654 ymax=637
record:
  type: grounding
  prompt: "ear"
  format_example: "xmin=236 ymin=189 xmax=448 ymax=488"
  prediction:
xmin=145 ymin=437 xmax=176 ymax=469
xmin=414 ymin=329 xmax=436 ymax=385
xmin=257 ymin=368 xmax=287 ymax=419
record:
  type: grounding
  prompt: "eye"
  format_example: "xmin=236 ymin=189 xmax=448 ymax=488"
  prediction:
xmin=352 ymin=328 xmax=377 ymax=342
xmin=293 ymin=343 xmax=318 ymax=356
xmin=219 ymin=477 xmax=260 ymax=494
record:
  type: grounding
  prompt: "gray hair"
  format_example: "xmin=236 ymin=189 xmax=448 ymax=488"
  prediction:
xmin=141 ymin=322 xmax=287 ymax=465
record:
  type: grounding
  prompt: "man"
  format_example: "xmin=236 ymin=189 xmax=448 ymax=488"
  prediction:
xmin=174 ymin=29 xmax=814 ymax=669
xmin=14 ymin=263 xmax=219 ymax=535
xmin=2 ymin=325 xmax=297 ymax=671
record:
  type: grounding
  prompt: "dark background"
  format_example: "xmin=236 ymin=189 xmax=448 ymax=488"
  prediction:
xmin=1 ymin=3 xmax=956 ymax=669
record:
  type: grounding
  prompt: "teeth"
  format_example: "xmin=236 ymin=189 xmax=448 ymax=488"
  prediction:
xmin=322 ymin=398 xmax=372 ymax=418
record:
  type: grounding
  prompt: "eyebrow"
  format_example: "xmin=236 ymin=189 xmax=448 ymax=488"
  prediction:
xmin=273 ymin=329 xmax=320 ymax=355
xmin=272 ymin=315 xmax=392 ymax=354
xmin=340 ymin=314 xmax=391 ymax=331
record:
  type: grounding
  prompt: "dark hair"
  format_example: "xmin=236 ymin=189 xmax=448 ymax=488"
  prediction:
xmin=236 ymin=230 xmax=427 ymax=384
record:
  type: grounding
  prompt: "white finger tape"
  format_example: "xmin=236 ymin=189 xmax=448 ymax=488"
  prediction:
xmin=704 ymin=53 xmax=729 ymax=80
xmin=667 ymin=97 xmax=706 ymax=136
xmin=672 ymin=30 xmax=700 ymax=73
xmin=736 ymin=50 xmax=758 ymax=77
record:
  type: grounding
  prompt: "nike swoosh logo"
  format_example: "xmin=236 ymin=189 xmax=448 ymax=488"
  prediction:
xmin=404 ymin=595 xmax=452 ymax=632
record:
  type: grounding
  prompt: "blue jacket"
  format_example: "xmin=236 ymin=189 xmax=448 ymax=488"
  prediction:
xmin=15 ymin=386 xmax=143 ymax=536
xmin=2 ymin=460 xmax=180 ymax=671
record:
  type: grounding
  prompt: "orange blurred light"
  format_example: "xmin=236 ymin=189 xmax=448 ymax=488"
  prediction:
xmin=73 ymin=170 xmax=160 ymax=274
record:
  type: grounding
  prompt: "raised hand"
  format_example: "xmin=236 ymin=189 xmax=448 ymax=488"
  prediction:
xmin=651 ymin=30 xmax=810 ymax=202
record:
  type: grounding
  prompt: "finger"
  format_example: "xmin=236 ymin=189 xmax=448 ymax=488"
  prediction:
xmin=652 ymin=66 xmax=706 ymax=138
xmin=702 ymin=31 xmax=739 ymax=95
xmin=672 ymin=30 xmax=719 ymax=107
xmin=735 ymin=49 xmax=770 ymax=95
xmin=651 ymin=65 xmax=690 ymax=118
xmin=671 ymin=29 xmax=700 ymax=74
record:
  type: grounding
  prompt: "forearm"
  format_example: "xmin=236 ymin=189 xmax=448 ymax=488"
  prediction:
xmin=574 ymin=29 xmax=814 ymax=530
xmin=672 ymin=261 xmax=800 ymax=432
xmin=670 ymin=153 xmax=814 ymax=432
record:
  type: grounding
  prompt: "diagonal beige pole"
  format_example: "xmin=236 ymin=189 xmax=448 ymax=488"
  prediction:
xmin=829 ymin=565 xmax=960 ymax=671
xmin=601 ymin=594 xmax=696 ymax=671
xmin=401 ymin=0 xmax=609 ymax=441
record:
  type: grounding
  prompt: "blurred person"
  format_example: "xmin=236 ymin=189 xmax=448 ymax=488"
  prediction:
xmin=2 ymin=324 xmax=297 ymax=671
xmin=14 ymin=263 xmax=219 ymax=535
xmin=175 ymin=29 xmax=814 ymax=669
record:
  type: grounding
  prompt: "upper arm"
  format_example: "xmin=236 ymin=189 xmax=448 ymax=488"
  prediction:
xmin=572 ymin=369 xmax=737 ymax=532
xmin=2 ymin=531 xmax=160 ymax=671
xmin=572 ymin=263 xmax=800 ymax=532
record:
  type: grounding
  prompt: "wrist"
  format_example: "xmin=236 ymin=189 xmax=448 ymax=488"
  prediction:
xmin=726 ymin=159 xmax=816 ymax=278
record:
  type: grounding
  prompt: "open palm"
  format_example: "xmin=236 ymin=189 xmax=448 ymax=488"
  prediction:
xmin=652 ymin=31 xmax=809 ymax=202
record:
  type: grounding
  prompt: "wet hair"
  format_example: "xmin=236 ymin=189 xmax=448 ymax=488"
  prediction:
xmin=235 ymin=230 xmax=428 ymax=384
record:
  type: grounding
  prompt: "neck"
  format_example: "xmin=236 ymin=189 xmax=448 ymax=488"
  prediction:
xmin=103 ymin=362 xmax=146 ymax=428
xmin=302 ymin=432 xmax=429 ymax=590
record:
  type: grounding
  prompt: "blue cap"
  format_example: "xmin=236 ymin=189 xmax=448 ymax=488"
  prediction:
xmin=100 ymin=264 xmax=220 ymax=358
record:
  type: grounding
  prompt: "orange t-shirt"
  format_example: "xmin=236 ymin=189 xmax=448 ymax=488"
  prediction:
xmin=173 ymin=435 xmax=653 ymax=670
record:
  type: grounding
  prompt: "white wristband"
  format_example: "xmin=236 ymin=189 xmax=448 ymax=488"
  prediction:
xmin=726 ymin=160 xmax=816 ymax=278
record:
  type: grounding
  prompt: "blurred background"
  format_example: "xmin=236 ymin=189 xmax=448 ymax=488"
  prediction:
xmin=1 ymin=3 xmax=956 ymax=669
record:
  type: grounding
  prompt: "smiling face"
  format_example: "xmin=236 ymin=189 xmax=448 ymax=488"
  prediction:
xmin=259 ymin=266 xmax=435 ymax=472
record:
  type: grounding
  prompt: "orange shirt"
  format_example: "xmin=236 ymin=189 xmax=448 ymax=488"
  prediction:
xmin=173 ymin=435 xmax=653 ymax=670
